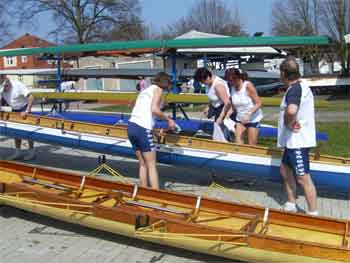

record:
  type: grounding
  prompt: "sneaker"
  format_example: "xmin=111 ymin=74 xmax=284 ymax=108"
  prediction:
xmin=282 ymin=201 xmax=297 ymax=213
xmin=23 ymin=149 xmax=36 ymax=161
xmin=306 ymin=210 xmax=319 ymax=216
xmin=7 ymin=150 xmax=22 ymax=161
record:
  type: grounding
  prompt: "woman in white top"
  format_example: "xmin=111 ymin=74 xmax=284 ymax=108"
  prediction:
xmin=128 ymin=72 xmax=176 ymax=189
xmin=225 ymin=68 xmax=263 ymax=145
xmin=194 ymin=68 xmax=231 ymax=140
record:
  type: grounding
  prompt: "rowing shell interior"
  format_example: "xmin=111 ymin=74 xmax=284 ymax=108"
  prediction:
xmin=0 ymin=161 xmax=349 ymax=262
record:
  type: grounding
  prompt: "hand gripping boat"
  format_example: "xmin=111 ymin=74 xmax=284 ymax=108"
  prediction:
xmin=0 ymin=161 xmax=350 ymax=262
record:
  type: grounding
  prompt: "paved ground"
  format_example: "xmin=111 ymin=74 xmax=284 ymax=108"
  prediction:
xmin=1 ymin=136 xmax=350 ymax=263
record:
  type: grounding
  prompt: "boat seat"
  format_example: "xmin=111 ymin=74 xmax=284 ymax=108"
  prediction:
xmin=23 ymin=177 xmax=72 ymax=192
xmin=126 ymin=200 xmax=186 ymax=215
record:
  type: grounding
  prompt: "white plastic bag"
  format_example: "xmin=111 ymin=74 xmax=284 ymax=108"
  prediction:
xmin=224 ymin=118 xmax=236 ymax=133
xmin=213 ymin=122 xmax=227 ymax=142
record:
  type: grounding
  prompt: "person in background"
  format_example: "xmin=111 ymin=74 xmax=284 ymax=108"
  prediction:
xmin=225 ymin=68 xmax=263 ymax=145
xmin=0 ymin=74 xmax=35 ymax=160
xmin=60 ymin=77 xmax=77 ymax=111
xmin=188 ymin=78 xmax=206 ymax=94
xmin=194 ymin=68 xmax=231 ymax=141
xmin=128 ymin=72 xmax=176 ymax=189
xmin=278 ymin=57 xmax=318 ymax=216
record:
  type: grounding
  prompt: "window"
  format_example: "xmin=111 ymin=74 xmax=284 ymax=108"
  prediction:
xmin=4 ymin=56 xmax=17 ymax=67
xmin=21 ymin=56 xmax=28 ymax=63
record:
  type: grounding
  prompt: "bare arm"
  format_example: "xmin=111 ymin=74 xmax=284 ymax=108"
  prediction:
xmin=246 ymin=82 xmax=262 ymax=114
xmin=283 ymin=83 xmax=302 ymax=132
xmin=215 ymin=84 xmax=231 ymax=123
xmin=284 ymin=104 xmax=299 ymax=131
xmin=151 ymin=87 xmax=176 ymax=129
xmin=25 ymin=94 xmax=34 ymax=113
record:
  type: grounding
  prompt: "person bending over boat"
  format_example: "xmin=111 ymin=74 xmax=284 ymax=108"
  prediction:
xmin=278 ymin=57 xmax=318 ymax=216
xmin=0 ymin=74 xmax=35 ymax=160
xmin=225 ymin=68 xmax=263 ymax=145
xmin=194 ymin=68 xmax=231 ymax=141
xmin=128 ymin=72 xmax=176 ymax=189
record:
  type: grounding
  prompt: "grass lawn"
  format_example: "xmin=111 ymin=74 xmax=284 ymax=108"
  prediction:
xmin=319 ymin=100 xmax=350 ymax=112
xmin=316 ymin=122 xmax=350 ymax=157
xmin=260 ymin=122 xmax=350 ymax=158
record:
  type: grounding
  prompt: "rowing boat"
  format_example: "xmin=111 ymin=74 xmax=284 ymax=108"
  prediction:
xmin=0 ymin=160 xmax=349 ymax=262
xmin=31 ymin=111 xmax=329 ymax=141
xmin=0 ymin=112 xmax=348 ymax=189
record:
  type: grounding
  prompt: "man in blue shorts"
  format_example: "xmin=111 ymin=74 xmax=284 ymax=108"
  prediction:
xmin=278 ymin=57 xmax=318 ymax=216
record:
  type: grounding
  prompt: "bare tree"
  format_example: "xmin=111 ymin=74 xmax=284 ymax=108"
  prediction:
xmin=271 ymin=0 xmax=321 ymax=36
xmin=161 ymin=0 xmax=246 ymax=39
xmin=108 ymin=15 xmax=148 ymax=41
xmin=0 ymin=1 xmax=14 ymax=45
xmin=15 ymin=0 xmax=146 ymax=44
xmin=321 ymin=0 xmax=350 ymax=76
xmin=271 ymin=0 xmax=324 ymax=74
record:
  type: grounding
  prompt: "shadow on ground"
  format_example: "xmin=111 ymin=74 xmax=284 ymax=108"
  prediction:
xmin=0 ymin=206 xmax=235 ymax=263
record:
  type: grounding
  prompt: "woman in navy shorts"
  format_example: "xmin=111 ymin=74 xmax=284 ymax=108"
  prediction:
xmin=225 ymin=68 xmax=263 ymax=145
xmin=127 ymin=72 xmax=176 ymax=189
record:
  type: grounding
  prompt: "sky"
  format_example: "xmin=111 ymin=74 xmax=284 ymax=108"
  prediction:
xmin=140 ymin=0 xmax=275 ymax=36
xmin=12 ymin=0 xmax=275 ymax=42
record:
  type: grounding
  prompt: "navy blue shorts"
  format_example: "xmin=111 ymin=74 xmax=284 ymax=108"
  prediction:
xmin=13 ymin=104 xmax=28 ymax=112
xmin=282 ymin=148 xmax=310 ymax=176
xmin=235 ymin=119 xmax=261 ymax=128
xmin=127 ymin=122 xmax=155 ymax=153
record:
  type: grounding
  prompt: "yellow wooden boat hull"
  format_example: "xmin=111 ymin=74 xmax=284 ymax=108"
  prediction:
xmin=32 ymin=91 xmax=330 ymax=108
xmin=0 ymin=161 xmax=349 ymax=262
xmin=0 ymin=196 xmax=342 ymax=263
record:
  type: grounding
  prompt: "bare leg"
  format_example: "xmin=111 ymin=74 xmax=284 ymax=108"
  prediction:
xmin=297 ymin=174 xmax=317 ymax=212
xmin=247 ymin=127 xmax=259 ymax=145
xmin=135 ymin=151 xmax=148 ymax=187
xmin=280 ymin=163 xmax=297 ymax=204
xmin=142 ymin=151 xmax=159 ymax=189
xmin=234 ymin=123 xmax=246 ymax=144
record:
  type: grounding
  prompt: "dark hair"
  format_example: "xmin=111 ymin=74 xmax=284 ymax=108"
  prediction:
xmin=224 ymin=68 xmax=248 ymax=81
xmin=194 ymin=68 xmax=212 ymax=82
xmin=279 ymin=56 xmax=301 ymax=81
xmin=152 ymin=72 xmax=172 ymax=88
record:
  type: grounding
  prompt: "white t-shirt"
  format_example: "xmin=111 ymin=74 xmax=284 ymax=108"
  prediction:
xmin=277 ymin=80 xmax=316 ymax=149
xmin=60 ymin=81 xmax=75 ymax=91
xmin=231 ymin=81 xmax=263 ymax=123
xmin=129 ymin=84 xmax=158 ymax=130
xmin=207 ymin=76 xmax=230 ymax=108
xmin=2 ymin=80 xmax=30 ymax=110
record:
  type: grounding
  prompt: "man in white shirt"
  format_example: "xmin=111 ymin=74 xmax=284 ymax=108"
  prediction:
xmin=277 ymin=57 xmax=318 ymax=216
xmin=0 ymin=74 xmax=35 ymax=160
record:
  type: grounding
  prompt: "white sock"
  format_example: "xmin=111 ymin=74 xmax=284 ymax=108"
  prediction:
xmin=284 ymin=201 xmax=297 ymax=210
xmin=307 ymin=210 xmax=319 ymax=216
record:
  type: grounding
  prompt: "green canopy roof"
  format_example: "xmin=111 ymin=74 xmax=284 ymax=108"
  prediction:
xmin=0 ymin=35 xmax=330 ymax=57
